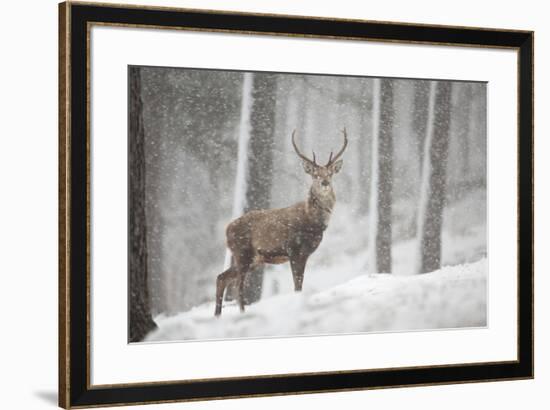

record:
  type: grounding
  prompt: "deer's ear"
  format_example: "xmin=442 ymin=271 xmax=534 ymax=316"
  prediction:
xmin=330 ymin=159 xmax=343 ymax=174
xmin=301 ymin=160 xmax=315 ymax=175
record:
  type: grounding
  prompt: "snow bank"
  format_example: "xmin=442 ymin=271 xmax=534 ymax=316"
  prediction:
xmin=145 ymin=258 xmax=487 ymax=342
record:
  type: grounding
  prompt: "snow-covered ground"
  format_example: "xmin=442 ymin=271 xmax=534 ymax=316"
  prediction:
xmin=145 ymin=258 xmax=487 ymax=342
xmin=145 ymin=190 xmax=487 ymax=342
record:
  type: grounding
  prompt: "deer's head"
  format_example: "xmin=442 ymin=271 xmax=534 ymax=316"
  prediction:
xmin=292 ymin=129 xmax=348 ymax=198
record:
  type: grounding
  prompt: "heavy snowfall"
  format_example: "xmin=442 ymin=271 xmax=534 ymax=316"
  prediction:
xmin=128 ymin=66 xmax=487 ymax=342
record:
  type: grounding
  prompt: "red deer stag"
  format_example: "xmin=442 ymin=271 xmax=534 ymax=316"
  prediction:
xmin=214 ymin=129 xmax=348 ymax=316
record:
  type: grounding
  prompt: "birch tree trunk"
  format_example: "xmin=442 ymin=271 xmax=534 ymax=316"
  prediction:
xmin=224 ymin=72 xmax=254 ymax=270
xmin=416 ymin=81 xmax=452 ymax=274
xmin=368 ymin=78 xmax=394 ymax=274
xmin=408 ymin=80 xmax=432 ymax=237
xmin=358 ymin=80 xmax=372 ymax=216
xmin=223 ymin=73 xmax=253 ymax=302
xmin=129 ymin=66 xmax=157 ymax=342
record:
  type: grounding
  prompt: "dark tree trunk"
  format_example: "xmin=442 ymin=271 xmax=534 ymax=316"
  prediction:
xmin=141 ymin=68 xmax=169 ymax=315
xmin=242 ymin=73 xmax=277 ymax=304
xmin=129 ymin=66 xmax=157 ymax=342
xmin=416 ymin=81 xmax=452 ymax=273
xmin=369 ymin=78 xmax=394 ymax=274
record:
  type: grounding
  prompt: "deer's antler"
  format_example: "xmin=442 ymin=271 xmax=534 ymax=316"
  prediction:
xmin=292 ymin=130 xmax=317 ymax=166
xmin=326 ymin=128 xmax=348 ymax=166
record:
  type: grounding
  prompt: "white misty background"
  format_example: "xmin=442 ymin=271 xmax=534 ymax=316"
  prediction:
xmin=130 ymin=66 xmax=487 ymax=342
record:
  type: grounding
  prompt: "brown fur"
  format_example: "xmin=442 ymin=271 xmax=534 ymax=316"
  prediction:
xmin=214 ymin=130 xmax=347 ymax=316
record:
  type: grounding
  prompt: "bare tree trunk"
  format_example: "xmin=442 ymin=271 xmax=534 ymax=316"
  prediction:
xmin=412 ymin=81 xmax=431 ymax=166
xmin=408 ymin=80 xmax=432 ymax=237
xmin=224 ymin=73 xmax=253 ymax=302
xmin=368 ymin=78 xmax=394 ymax=274
xmin=358 ymin=80 xmax=372 ymax=216
xmin=416 ymin=81 xmax=452 ymax=274
xmin=141 ymin=68 xmax=170 ymax=315
xmin=224 ymin=72 xmax=254 ymax=270
xmin=456 ymin=84 xmax=473 ymax=180
xmin=242 ymin=73 xmax=277 ymax=304
xmin=129 ymin=66 xmax=157 ymax=342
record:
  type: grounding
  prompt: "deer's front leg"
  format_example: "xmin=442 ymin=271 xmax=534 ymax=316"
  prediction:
xmin=237 ymin=273 xmax=246 ymax=312
xmin=290 ymin=255 xmax=307 ymax=292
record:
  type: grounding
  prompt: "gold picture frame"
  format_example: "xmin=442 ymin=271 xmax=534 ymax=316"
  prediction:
xmin=59 ymin=1 xmax=534 ymax=408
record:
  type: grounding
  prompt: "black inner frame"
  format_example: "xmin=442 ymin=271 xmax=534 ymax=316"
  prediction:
xmin=67 ymin=3 xmax=533 ymax=407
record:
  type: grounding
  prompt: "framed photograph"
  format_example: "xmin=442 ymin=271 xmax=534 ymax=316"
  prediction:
xmin=59 ymin=1 xmax=534 ymax=408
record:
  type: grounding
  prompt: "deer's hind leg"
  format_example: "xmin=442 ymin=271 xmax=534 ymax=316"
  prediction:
xmin=215 ymin=267 xmax=238 ymax=316
xmin=233 ymin=249 xmax=255 ymax=313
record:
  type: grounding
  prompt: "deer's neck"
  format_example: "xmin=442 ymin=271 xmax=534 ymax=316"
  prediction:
xmin=306 ymin=188 xmax=335 ymax=229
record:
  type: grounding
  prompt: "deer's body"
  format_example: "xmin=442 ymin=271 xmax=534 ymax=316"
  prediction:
xmin=214 ymin=130 xmax=347 ymax=316
xmin=228 ymin=191 xmax=333 ymax=265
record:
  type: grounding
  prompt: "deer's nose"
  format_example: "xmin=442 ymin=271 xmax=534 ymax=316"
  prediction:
xmin=321 ymin=180 xmax=330 ymax=187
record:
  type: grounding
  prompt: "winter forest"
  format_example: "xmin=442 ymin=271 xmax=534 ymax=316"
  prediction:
xmin=128 ymin=65 xmax=487 ymax=343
